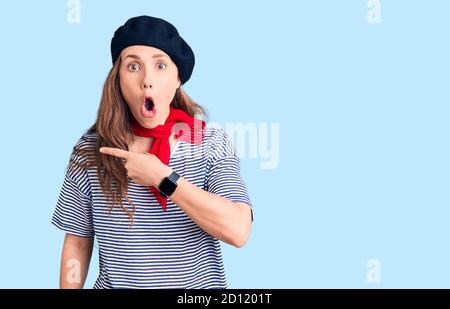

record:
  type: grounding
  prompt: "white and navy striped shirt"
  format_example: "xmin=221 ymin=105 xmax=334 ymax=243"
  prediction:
xmin=52 ymin=127 xmax=252 ymax=289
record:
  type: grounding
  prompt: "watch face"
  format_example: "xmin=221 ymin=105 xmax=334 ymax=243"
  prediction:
xmin=159 ymin=172 xmax=180 ymax=198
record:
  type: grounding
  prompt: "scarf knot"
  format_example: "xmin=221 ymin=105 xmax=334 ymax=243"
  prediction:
xmin=130 ymin=106 xmax=205 ymax=211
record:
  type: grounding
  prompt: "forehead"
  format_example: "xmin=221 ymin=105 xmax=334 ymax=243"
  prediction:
xmin=121 ymin=45 xmax=171 ymax=60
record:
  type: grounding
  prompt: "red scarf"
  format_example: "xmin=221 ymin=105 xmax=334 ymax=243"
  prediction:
xmin=130 ymin=106 xmax=205 ymax=211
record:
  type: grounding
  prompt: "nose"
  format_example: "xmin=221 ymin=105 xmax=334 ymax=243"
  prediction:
xmin=142 ymin=79 xmax=153 ymax=89
xmin=141 ymin=70 xmax=153 ymax=89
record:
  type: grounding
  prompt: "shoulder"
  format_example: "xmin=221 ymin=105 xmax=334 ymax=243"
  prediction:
xmin=74 ymin=131 xmax=97 ymax=151
xmin=202 ymin=126 xmax=236 ymax=159
xmin=71 ymin=131 xmax=97 ymax=157
xmin=67 ymin=131 xmax=98 ymax=175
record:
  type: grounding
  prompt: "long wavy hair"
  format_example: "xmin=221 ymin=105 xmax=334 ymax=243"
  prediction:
xmin=71 ymin=57 xmax=206 ymax=225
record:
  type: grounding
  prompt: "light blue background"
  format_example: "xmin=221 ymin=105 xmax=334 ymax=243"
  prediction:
xmin=0 ymin=0 xmax=449 ymax=288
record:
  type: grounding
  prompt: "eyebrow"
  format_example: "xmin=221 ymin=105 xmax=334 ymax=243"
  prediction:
xmin=152 ymin=53 xmax=169 ymax=59
xmin=123 ymin=53 xmax=169 ymax=61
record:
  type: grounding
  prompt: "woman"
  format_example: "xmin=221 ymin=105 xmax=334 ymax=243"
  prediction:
xmin=52 ymin=15 xmax=253 ymax=289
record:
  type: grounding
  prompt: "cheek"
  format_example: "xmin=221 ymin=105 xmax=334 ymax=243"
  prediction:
xmin=158 ymin=71 xmax=179 ymax=97
xmin=158 ymin=81 xmax=177 ymax=102
xmin=119 ymin=73 xmax=140 ymax=100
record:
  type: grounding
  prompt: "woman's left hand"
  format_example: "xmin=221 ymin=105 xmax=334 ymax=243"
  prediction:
xmin=99 ymin=147 xmax=172 ymax=187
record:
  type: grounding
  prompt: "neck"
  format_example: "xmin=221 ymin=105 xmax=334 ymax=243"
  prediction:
xmin=150 ymin=107 xmax=171 ymax=128
xmin=130 ymin=132 xmax=178 ymax=152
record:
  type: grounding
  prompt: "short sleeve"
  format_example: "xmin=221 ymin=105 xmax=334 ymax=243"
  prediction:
xmin=51 ymin=137 xmax=95 ymax=237
xmin=204 ymin=129 xmax=254 ymax=221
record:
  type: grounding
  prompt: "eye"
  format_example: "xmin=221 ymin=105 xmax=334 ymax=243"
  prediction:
xmin=127 ymin=63 xmax=140 ymax=72
xmin=157 ymin=62 xmax=167 ymax=70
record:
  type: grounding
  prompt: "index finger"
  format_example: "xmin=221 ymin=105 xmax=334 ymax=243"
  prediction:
xmin=99 ymin=147 xmax=131 ymax=160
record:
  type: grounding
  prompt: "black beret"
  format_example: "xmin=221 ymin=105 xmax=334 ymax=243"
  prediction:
xmin=111 ymin=15 xmax=195 ymax=84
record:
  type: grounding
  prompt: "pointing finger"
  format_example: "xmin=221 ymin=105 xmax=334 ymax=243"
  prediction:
xmin=99 ymin=147 xmax=131 ymax=160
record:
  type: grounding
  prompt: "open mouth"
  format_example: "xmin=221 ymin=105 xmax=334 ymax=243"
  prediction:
xmin=144 ymin=97 xmax=154 ymax=111
xmin=141 ymin=96 xmax=157 ymax=118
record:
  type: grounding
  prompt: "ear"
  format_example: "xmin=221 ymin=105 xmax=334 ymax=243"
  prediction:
xmin=177 ymin=76 xmax=181 ymax=89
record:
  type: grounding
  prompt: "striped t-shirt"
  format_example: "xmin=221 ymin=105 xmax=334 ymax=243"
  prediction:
xmin=52 ymin=127 xmax=253 ymax=289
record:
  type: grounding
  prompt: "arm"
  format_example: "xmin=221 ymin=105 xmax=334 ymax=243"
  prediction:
xmin=170 ymin=176 xmax=252 ymax=248
xmin=59 ymin=233 xmax=94 ymax=289
xmin=99 ymin=147 xmax=253 ymax=248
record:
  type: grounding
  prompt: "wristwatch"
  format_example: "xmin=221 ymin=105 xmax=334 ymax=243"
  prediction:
xmin=158 ymin=171 xmax=180 ymax=198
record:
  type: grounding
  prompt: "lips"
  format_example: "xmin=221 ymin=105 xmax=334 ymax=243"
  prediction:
xmin=141 ymin=96 xmax=157 ymax=118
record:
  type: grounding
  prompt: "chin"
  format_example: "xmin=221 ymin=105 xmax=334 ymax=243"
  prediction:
xmin=137 ymin=117 xmax=159 ymax=129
